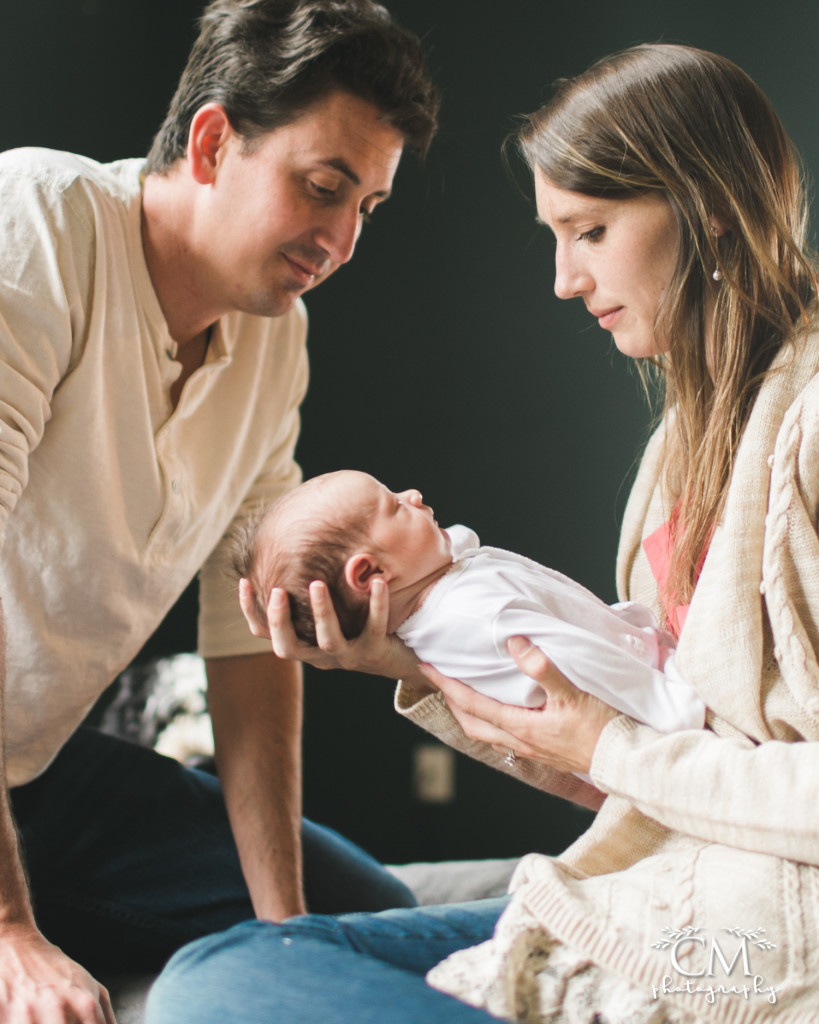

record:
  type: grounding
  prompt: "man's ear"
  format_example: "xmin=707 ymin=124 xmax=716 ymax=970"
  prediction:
xmin=187 ymin=103 xmax=234 ymax=185
xmin=344 ymin=552 xmax=384 ymax=594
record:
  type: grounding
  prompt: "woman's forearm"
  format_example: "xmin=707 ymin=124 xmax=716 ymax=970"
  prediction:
xmin=591 ymin=716 xmax=819 ymax=864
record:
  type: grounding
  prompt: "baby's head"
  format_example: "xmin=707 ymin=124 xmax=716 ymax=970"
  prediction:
xmin=231 ymin=470 xmax=453 ymax=644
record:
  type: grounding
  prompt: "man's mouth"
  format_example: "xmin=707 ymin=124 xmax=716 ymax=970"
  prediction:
xmin=283 ymin=253 xmax=326 ymax=285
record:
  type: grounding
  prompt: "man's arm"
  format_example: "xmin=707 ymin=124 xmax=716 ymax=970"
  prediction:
xmin=205 ymin=650 xmax=306 ymax=921
xmin=0 ymin=598 xmax=116 ymax=1023
xmin=0 ymin=597 xmax=34 ymax=931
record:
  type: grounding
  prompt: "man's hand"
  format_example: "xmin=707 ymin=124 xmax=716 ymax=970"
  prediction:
xmin=239 ymin=577 xmax=418 ymax=680
xmin=421 ymin=635 xmax=619 ymax=776
xmin=0 ymin=922 xmax=115 ymax=1023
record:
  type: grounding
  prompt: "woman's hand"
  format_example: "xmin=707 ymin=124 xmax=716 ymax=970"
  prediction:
xmin=239 ymin=577 xmax=418 ymax=680
xmin=421 ymin=636 xmax=620 ymax=776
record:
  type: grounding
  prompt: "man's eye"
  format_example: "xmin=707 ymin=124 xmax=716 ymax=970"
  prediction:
xmin=309 ymin=180 xmax=335 ymax=197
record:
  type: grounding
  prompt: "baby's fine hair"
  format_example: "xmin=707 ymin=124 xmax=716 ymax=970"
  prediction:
xmin=228 ymin=486 xmax=370 ymax=645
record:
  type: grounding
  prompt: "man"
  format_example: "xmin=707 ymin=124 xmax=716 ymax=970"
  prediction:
xmin=0 ymin=0 xmax=438 ymax=1019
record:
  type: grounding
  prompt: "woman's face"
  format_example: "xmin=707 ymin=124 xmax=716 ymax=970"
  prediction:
xmin=534 ymin=171 xmax=681 ymax=359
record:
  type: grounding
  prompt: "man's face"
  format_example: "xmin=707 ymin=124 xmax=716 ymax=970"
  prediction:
xmin=196 ymin=91 xmax=405 ymax=317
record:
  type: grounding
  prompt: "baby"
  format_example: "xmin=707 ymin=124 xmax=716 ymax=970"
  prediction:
xmin=232 ymin=470 xmax=705 ymax=734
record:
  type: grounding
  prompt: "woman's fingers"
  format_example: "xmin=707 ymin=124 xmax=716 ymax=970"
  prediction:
xmin=421 ymin=639 xmax=618 ymax=775
xmin=419 ymin=664 xmax=535 ymax=744
xmin=507 ymin=635 xmax=573 ymax=698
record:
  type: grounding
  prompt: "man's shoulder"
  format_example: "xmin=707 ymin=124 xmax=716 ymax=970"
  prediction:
xmin=0 ymin=147 xmax=145 ymax=209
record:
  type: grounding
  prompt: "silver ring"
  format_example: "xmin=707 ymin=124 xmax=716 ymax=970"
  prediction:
xmin=504 ymin=748 xmax=517 ymax=767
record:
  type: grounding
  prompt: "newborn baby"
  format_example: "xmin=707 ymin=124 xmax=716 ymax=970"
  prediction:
xmin=231 ymin=470 xmax=705 ymax=733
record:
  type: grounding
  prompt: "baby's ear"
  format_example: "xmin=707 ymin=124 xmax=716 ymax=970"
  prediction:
xmin=344 ymin=552 xmax=382 ymax=594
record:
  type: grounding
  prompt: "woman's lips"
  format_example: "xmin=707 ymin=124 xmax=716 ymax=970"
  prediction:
xmin=595 ymin=306 xmax=624 ymax=330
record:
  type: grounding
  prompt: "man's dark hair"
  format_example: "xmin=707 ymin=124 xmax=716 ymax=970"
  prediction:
xmin=146 ymin=0 xmax=439 ymax=172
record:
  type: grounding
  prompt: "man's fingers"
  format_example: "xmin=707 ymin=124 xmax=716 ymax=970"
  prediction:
xmin=99 ymin=984 xmax=117 ymax=1024
xmin=266 ymin=587 xmax=300 ymax=656
xmin=363 ymin=577 xmax=389 ymax=636
xmin=69 ymin=986 xmax=111 ymax=1024
xmin=238 ymin=578 xmax=269 ymax=637
xmin=309 ymin=581 xmax=346 ymax=653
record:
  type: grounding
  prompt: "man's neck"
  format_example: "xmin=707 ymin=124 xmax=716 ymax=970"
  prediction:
xmin=141 ymin=168 xmax=223 ymax=346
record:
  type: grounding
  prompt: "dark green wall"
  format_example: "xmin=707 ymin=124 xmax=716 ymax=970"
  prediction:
xmin=3 ymin=1 xmax=817 ymax=862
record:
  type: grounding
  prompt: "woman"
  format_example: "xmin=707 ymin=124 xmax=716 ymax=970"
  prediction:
xmin=148 ymin=43 xmax=819 ymax=1024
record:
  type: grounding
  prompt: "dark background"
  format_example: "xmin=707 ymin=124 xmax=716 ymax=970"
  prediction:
xmin=3 ymin=0 xmax=817 ymax=863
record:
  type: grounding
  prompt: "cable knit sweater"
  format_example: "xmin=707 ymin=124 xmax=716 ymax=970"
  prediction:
xmin=395 ymin=330 xmax=819 ymax=1023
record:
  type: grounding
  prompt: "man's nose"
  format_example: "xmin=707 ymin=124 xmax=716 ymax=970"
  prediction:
xmin=315 ymin=206 xmax=361 ymax=267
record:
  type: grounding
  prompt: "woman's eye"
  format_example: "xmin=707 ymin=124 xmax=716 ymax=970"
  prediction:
xmin=308 ymin=180 xmax=335 ymax=197
xmin=578 ymin=226 xmax=605 ymax=243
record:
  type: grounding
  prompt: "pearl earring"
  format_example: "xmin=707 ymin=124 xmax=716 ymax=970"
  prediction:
xmin=712 ymin=267 xmax=723 ymax=282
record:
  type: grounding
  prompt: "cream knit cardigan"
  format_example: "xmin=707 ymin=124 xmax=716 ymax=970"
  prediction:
xmin=396 ymin=332 xmax=819 ymax=1023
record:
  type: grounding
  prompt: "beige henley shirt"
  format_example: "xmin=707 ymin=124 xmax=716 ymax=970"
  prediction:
xmin=0 ymin=148 xmax=308 ymax=785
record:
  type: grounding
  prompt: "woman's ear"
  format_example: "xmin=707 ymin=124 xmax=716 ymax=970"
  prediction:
xmin=710 ymin=214 xmax=730 ymax=238
xmin=344 ymin=553 xmax=383 ymax=594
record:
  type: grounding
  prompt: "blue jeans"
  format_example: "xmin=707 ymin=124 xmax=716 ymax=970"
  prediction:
xmin=10 ymin=726 xmax=416 ymax=973
xmin=147 ymin=898 xmax=507 ymax=1023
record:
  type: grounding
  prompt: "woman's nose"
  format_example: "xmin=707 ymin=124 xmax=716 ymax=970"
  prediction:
xmin=553 ymin=247 xmax=591 ymax=300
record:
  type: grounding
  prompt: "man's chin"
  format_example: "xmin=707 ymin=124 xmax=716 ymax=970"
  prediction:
xmin=240 ymin=288 xmax=303 ymax=319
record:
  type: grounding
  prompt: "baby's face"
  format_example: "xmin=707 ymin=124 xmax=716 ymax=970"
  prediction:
xmin=330 ymin=470 xmax=453 ymax=587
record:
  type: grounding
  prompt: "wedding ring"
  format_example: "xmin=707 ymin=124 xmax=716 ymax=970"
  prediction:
xmin=504 ymin=748 xmax=517 ymax=767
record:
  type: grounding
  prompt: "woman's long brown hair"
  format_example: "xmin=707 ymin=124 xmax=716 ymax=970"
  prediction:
xmin=517 ymin=43 xmax=818 ymax=609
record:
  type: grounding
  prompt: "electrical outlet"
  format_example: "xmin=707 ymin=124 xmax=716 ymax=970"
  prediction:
xmin=413 ymin=743 xmax=455 ymax=803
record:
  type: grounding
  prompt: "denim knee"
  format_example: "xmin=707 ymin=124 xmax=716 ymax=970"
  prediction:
xmin=145 ymin=918 xmax=347 ymax=1024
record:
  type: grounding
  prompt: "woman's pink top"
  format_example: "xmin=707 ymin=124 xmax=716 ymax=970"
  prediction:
xmin=642 ymin=510 xmax=709 ymax=639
